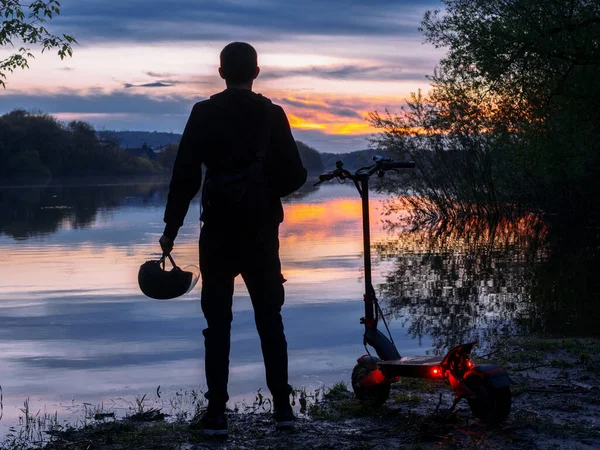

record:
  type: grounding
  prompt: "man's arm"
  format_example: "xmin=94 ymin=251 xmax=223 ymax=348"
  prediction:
xmin=268 ymin=105 xmax=307 ymax=197
xmin=162 ymin=104 xmax=204 ymax=244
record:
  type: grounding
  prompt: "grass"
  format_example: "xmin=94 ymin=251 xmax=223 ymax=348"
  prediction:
xmin=1 ymin=398 xmax=60 ymax=450
xmin=483 ymin=336 xmax=600 ymax=374
xmin=307 ymin=382 xmax=395 ymax=421
xmin=323 ymin=381 xmax=350 ymax=400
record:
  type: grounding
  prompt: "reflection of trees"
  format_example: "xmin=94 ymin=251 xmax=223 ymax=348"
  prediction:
xmin=0 ymin=176 xmax=320 ymax=239
xmin=377 ymin=208 xmax=600 ymax=352
xmin=526 ymin=216 xmax=600 ymax=336
xmin=375 ymin=215 xmax=549 ymax=353
xmin=0 ymin=180 xmax=170 ymax=240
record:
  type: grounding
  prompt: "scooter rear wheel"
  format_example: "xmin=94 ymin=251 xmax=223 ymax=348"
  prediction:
xmin=351 ymin=363 xmax=390 ymax=407
xmin=465 ymin=375 xmax=511 ymax=424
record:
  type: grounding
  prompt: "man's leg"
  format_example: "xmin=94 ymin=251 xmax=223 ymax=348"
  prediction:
xmin=200 ymin=224 xmax=237 ymax=410
xmin=241 ymin=225 xmax=291 ymax=407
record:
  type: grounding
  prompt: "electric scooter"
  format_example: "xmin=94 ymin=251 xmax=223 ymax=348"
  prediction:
xmin=315 ymin=156 xmax=512 ymax=424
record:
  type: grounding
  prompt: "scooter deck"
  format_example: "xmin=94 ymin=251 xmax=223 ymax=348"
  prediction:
xmin=378 ymin=356 xmax=443 ymax=378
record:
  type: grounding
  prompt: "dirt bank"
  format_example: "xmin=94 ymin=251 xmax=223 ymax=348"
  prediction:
xmin=5 ymin=336 xmax=600 ymax=450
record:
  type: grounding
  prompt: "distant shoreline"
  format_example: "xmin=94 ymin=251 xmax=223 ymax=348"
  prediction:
xmin=0 ymin=173 xmax=171 ymax=188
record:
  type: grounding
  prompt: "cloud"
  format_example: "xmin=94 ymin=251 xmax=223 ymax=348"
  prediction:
xmin=145 ymin=71 xmax=175 ymax=78
xmin=280 ymin=97 xmax=363 ymax=119
xmin=124 ymin=81 xmax=176 ymax=88
xmin=261 ymin=64 xmax=429 ymax=83
xmin=56 ymin=0 xmax=442 ymax=43
xmin=0 ymin=91 xmax=198 ymax=115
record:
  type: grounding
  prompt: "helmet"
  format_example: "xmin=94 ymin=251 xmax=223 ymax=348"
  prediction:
xmin=138 ymin=254 xmax=199 ymax=300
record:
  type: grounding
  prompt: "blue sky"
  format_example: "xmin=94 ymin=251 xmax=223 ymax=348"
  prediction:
xmin=0 ymin=0 xmax=444 ymax=152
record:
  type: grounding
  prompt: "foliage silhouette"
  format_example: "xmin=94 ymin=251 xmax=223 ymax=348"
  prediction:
xmin=0 ymin=110 xmax=166 ymax=179
xmin=0 ymin=0 xmax=76 ymax=87
xmin=370 ymin=0 xmax=600 ymax=221
xmin=296 ymin=141 xmax=324 ymax=174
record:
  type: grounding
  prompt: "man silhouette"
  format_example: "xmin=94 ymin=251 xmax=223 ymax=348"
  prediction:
xmin=159 ymin=42 xmax=307 ymax=436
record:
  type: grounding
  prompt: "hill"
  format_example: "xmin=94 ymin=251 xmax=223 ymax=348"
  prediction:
xmin=96 ymin=130 xmax=396 ymax=177
xmin=98 ymin=131 xmax=182 ymax=148
xmin=320 ymin=149 xmax=391 ymax=171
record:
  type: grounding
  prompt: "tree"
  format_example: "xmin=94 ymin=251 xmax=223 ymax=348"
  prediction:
xmin=0 ymin=110 xmax=170 ymax=178
xmin=157 ymin=143 xmax=179 ymax=171
xmin=371 ymin=0 xmax=600 ymax=219
xmin=1 ymin=0 xmax=76 ymax=87
xmin=420 ymin=0 xmax=599 ymax=133
xmin=296 ymin=141 xmax=324 ymax=174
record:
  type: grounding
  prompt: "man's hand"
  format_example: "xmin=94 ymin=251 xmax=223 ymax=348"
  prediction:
xmin=159 ymin=234 xmax=174 ymax=254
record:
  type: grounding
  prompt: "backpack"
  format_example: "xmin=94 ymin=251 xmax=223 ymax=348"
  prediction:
xmin=201 ymin=108 xmax=274 ymax=222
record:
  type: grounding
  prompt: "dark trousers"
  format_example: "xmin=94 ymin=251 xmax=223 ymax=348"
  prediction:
xmin=199 ymin=220 xmax=291 ymax=407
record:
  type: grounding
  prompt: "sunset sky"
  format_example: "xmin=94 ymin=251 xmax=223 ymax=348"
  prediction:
xmin=0 ymin=0 xmax=445 ymax=153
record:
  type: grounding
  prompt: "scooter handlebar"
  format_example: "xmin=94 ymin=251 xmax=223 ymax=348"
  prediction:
xmin=316 ymin=159 xmax=414 ymax=185
xmin=319 ymin=171 xmax=337 ymax=182
xmin=318 ymin=167 xmax=351 ymax=181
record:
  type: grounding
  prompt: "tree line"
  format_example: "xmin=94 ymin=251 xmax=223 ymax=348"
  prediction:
xmin=0 ymin=110 xmax=170 ymax=179
xmin=0 ymin=109 xmax=326 ymax=181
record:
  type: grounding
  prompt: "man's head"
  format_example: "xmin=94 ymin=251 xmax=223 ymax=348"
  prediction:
xmin=219 ymin=42 xmax=260 ymax=87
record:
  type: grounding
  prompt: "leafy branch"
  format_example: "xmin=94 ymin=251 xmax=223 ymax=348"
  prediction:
xmin=0 ymin=0 xmax=76 ymax=87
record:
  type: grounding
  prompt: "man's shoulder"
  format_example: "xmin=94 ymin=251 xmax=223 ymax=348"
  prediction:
xmin=255 ymin=95 xmax=286 ymax=118
xmin=190 ymin=98 xmax=212 ymax=112
xmin=255 ymin=93 xmax=283 ymax=110
xmin=190 ymin=90 xmax=285 ymax=116
xmin=242 ymin=91 xmax=281 ymax=113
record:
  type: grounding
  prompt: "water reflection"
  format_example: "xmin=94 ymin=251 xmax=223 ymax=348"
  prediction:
xmin=0 ymin=180 xmax=168 ymax=239
xmin=0 ymin=179 xmax=320 ymax=240
xmin=375 ymin=209 xmax=600 ymax=352
xmin=0 ymin=181 xmax=403 ymax=431
xmin=526 ymin=216 xmax=600 ymax=335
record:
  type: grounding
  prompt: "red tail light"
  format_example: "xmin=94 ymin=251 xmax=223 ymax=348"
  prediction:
xmin=360 ymin=369 xmax=386 ymax=387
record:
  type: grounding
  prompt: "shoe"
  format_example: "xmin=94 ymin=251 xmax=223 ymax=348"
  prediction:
xmin=198 ymin=409 xmax=228 ymax=436
xmin=274 ymin=405 xmax=295 ymax=430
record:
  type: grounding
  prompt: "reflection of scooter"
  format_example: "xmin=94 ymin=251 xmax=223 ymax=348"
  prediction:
xmin=315 ymin=157 xmax=512 ymax=424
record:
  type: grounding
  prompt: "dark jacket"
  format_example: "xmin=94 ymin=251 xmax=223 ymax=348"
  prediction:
xmin=163 ymin=88 xmax=307 ymax=240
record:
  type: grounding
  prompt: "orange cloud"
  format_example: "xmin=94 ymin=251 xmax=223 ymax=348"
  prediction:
xmin=270 ymin=91 xmax=408 ymax=136
xmin=329 ymin=122 xmax=374 ymax=135
xmin=288 ymin=114 xmax=328 ymax=130
xmin=288 ymin=113 xmax=374 ymax=135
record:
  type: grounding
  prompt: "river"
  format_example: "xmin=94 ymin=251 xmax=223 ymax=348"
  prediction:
xmin=0 ymin=178 xmax=597 ymax=433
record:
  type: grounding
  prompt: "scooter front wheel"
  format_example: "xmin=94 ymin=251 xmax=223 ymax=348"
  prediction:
xmin=351 ymin=363 xmax=390 ymax=407
xmin=465 ymin=375 xmax=511 ymax=424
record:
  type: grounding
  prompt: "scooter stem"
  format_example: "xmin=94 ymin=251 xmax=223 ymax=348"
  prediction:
xmin=361 ymin=177 xmax=376 ymax=324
